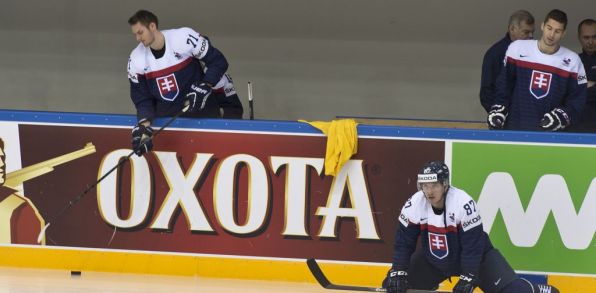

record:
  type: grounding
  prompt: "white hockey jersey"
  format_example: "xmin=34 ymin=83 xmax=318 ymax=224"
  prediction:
xmin=127 ymin=27 xmax=235 ymax=121
xmin=495 ymin=40 xmax=587 ymax=130
xmin=393 ymin=186 xmax=492 ymax=276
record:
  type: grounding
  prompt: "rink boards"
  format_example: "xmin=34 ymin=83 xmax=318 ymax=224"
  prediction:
xmin=0 ymin=109 xmax=594 ymax=292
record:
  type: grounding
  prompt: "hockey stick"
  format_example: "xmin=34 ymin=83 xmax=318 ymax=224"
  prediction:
xmin=36 ymin=108 xmax=186 ymax=243
xmin=247 ymin=81 xmax=254 ymax=120
xmin=306 ymin=259 xmax=448 ymax=293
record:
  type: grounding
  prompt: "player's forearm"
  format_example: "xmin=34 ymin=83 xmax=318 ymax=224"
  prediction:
xmin=392 ymin=224 xmax=419 ymax=269
xmin=459 ymin=228 xmax=484 ymax=275
xmin=586 ymin=85 xmax=596 ymax=103
xmin=479 ymin=87 xmax=496 ymax=112
xmin=493 ymin=65 xmax=516 ymax=107
xmin=200 ymin=47 xmax=229 ymax=86
xmin=133 ymin=100 xmax=156 ymax=124
xmin=563 ymin=84 xmax=588 ymax=123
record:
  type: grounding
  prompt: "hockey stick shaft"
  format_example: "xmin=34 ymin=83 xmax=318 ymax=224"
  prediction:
xmin=248 ymin=81 xmax=254 ymax=120
xmin=36 ymin=109 xmax=185 ymax=243
xmin=306 ymin=259 xmax=448 ymax=293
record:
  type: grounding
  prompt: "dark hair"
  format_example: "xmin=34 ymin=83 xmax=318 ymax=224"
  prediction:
xmin=544 ymin=9 xmax=567 ymax=30
xmin=128 ymin=10 xmax=159 ymax=28
xmin=509 ymin=10 xmax=534 ymax=28
xmin=578 ymin=18 xmax=596 ymax=34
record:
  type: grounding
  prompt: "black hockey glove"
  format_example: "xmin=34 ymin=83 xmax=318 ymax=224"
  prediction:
xmin=384 ymin=269 xmax=409 ymax=293
xmin=540 ymin=108 xmax=570 ymax=131
xmin=184 ymin=82 xmax=212 ymax=113
xmin=487 ymin=104 xmax=507 ymax=129
xmin=453 ymin=273 xmax=478 ymax=293
xmin=131 ymin=124 xmax=154 ymax=156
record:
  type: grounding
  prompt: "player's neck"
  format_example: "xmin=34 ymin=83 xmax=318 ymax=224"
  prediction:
xmin=150 ymin=31 xmax=165 ymax=51
xmin=430 ymin=196 xmax=445 ymax=210
xmin=538 ymin=39 xmax=559 ymax=55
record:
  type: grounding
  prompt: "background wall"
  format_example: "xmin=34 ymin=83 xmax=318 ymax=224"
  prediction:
xmin=0 ymin=0 xmax=592 ymax=121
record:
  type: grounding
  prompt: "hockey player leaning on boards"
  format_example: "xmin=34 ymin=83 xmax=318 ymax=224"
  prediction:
xmin=382 ymin=161 xmax=559 ymax=293
xmin=127 ymin=10 xmax=243 ymax=156
xmin=487 ymin=9 xmax=587 ymax=132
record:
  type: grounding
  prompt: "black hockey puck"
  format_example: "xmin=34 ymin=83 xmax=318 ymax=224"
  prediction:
xmin=70 ymin=271 xmax=82 ymax=276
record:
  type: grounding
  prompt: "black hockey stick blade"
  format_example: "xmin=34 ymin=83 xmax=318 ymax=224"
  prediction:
xmin=307 ymin=258 xmax=385 ymax=292
xmin=306 ymin=258 xmax=448 ymax=293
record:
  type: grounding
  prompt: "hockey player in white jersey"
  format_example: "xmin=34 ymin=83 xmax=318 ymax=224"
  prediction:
xmin=383 ymin=161 xmax=559 ymax=293
xmin=126 ymin=10 xmax=243 ymax=156
xmin=488 ymin=9 xmax=587 ymax=131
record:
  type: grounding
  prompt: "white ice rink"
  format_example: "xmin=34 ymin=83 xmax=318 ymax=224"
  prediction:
xmin=0 ymin=266 xmax=330 ymax=293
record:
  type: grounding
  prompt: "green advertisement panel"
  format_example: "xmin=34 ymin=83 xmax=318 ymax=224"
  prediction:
xmin=451 ymin=142 xmax=596 ymax=275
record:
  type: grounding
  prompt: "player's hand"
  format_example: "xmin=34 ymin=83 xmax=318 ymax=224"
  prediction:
xmin=453 ymin=273 xmax=478 ymax=293
xmin=541 ymin=108 xmax=570 ymax=131
xmin=131 ymin=124 xmax=154 ymax=156
xmin=487 ymin=104 xmax=507 ymax=129
xmin=184 ymin=82 xmax=212 ymax=113
xmin=384 ymin=269 xmax=409 ymax=293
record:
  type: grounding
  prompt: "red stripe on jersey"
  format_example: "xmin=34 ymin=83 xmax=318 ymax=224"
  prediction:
xmin=421 ymin=223 xmax=458 ymax=233
xmin=507 ymin=57 xmax=578 ymax=79
xmin=145 ymin=58 xmax=193 ymax=79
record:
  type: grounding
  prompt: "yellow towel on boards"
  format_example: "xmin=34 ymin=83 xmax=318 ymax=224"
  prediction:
xmin=298 ymin=119 xmax=358 ymax=176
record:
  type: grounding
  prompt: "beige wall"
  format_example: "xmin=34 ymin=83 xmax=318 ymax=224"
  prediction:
xmin=0 ymin=0 xmax=592 ymax=121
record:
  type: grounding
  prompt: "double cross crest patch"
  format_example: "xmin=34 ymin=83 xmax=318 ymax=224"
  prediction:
xmin=156 ymin=74 xmax=180 ymax=101
xmin=428 ymin=232 xmax=449 ymax=259
xmin=529 ymin=70 xmax=552 ymax=99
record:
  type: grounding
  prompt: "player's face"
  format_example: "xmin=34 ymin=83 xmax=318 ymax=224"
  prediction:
xmin=131 ymin=22 xmax=157 ymax=47
xmin=0 ymin=145 xmax=5 ymax=185
xmin=510 ymin=21 xmax=535 ymax=41
xmin=421 ymin=182 xmax=446 ymax=208
xmin=579 ymin=23 xmax=596 ymax=55
xmin=541 ymin=19 xmax=566 ymax=47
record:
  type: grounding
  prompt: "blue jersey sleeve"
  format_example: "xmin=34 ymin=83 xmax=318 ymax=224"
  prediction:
xmin=392 ymin=221 xmax=420 ymax=271
xmin=561 ymin=66 xmax=588 ymax=124
xmin=457 ymin=197 xmax=487 ymax=276
xmin=392 ymin=198 xmax=421 ymax=271
xmin=480 ymin=37 xmax=510 ymax=112
xmin=494 ymin=55 xmax=517 ymax=108
xmin=588 ymin=86 xmax=596 ymax=104
xmin=480 ymin=51 xmax=501 ymax=112
xmin=199 ymin=37 xmax=229 ymax=86
xmin=183 ymin=27 xmax=229 ymax=87
xmin=458 ymin=224 xmax=485 ymax=275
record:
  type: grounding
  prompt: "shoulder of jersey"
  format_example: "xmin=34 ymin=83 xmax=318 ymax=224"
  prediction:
xmin=129 ymin=43 xmax=148 ymax=73
xmin=164 ymin=27 xmax=199 ymax=44
xmin=401 ymin=191 xmax=426 ymax=222
xmin=410 ymin=191 xmax=427 ymax=204
xmin=558 ymin=46 xmax=583 ymax=63
xmin=446 ymin=186 xmax=473 ymax=206
xmin=165 ymin=27 xmax=205 ymax=56
xmin=507 ymin=39 xmax=534 ymax=55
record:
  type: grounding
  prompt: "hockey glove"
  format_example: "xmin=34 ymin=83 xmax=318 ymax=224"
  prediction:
xmin=453 ymin=273 xmax=478 ymax=293
xmin=131 ymin=124 xmax=154 ymax=156
xmin=184 ymin=82 xmax=212 ymax=113
xmin=487 ymin=104 xmax=507 ymax=129
xmin=384 ymin=269 xmax=409 ymax=293
xmin=540 ymin=108 xmax=570 ymax=131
